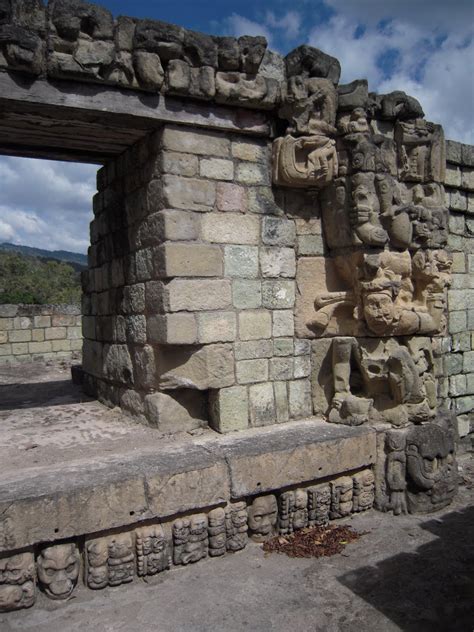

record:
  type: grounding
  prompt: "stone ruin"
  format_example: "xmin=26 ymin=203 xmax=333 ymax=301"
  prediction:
xmin=0 ymin=0 xmax=466 ymax=612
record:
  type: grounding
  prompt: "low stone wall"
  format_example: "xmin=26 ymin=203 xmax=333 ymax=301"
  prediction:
xmin=444 ymin=141 xmax=474 ymax=449
xmin=0 ymin=304 xmax=82 ymax=364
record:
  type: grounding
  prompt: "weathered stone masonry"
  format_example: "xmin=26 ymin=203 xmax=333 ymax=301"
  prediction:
xmin=0 ymin=0 xmax=471 ymax=613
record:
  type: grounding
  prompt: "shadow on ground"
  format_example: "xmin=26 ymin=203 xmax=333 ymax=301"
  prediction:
xmin=339 ymin=505 xmax=474 ymax=632
xmin=0 ymin=379 xmax=91 ymax=410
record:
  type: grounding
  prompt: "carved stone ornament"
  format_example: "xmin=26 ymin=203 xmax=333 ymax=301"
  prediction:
xmin=208 ymin=508 xmax=226 ymax=557
xmin=329 ymin=476 xmax=353 ymax=519
xmin=225 ymin=502 xmax=248 ymax=552
xmin=86 ymin=532 xmax=135 ymax=589
xmin=395 ymin=119 xmax=445 ymax=183
xmin=37 ymin=543 xmax=80 ymax=600
xmin=248 ymin=495 xmax=278 ymax=542
xmin=136 ymin=525 xmax=171 ymax=577
xmin=278 ymin=489 xmax=309 ymax=535
xmin=173 ymin=515 xmax=208 ymax=565
xmin=307 ymin=483 xmax=331 ymax=527
xmin=352 ymin=470 xmax=375 ymax=512
xmin=0 ymin=552 xmax=36 ymax=612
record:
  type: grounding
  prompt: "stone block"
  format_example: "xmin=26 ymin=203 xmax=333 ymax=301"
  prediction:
xmin=448 ymin=289 xmax=474 ymax=311
xmin=33 ymin=315 xmax=51 ymax=328
xmin=224 ymin=245 xmax=259 ymax=277
xmin=0 ymin=343 xmax=12 ymax=356
xmin=445 ymin=164 xmax=461 ymax=187
xmin=13 ymin=317 xmax=32 ymax=329
xmin=232 ymin=279 xmax=262 ymax=309
xmin=449 ymin=213 xmax=465 ymax=235
xmin=462 ymin=167 xmax=474 ymax=191
xmin=197 ymin=311 xmax=237 ymax=343
xmin=295 ymin=339 xmax=311 ymax=355
xmin=0 ymin=318 xmax=13 ymax=331
xmin=125 ymin=315 xmax=147 ymax=344
xmin=0 ymin=305 xmax=17 ymax=317
xmin=232 ymin=140 xmax=268 ymax=162
xmin=200 ymin=158 xmax=234 ymax=181
xmin=297 ymin=235 xmax=325 ymax=256
xmin=462 ymin=143 xmax=474 ymax=167
xmin=209 ymin=386 xmax=249 ymax=433
xmin=449 ymin=374 xmax=467 ymax=396
xmin=51 ymin=314 xmax=76 ymax=327
xmin=239 ymin=310 xmax=272 ymax=341
xmin=449 ymin=189 xmax=468 ymax=212
xmin=151 ymin=209 xmax=200 ymax=242
xmin=235 ymin=162 xmax=269 ymax=185
xmin=144 ymin=391 xmax=205 ymax=432
xmin=103 ymin=344 xmax=134 ymax=385
xmin=457 ymin=415 xmax=471 ymax=437
xmin=446 ymin=140 xmax=462 ymax=164
xmin=28 ymin=341 xmax=53 ymax=354
xmin=262 ymin=280 xmax=296 ymax=309
xmin=234 ymin=339 xmax=273 ymax=360
xmin=449 ymin=310 xmax=467 ymax=334
xmin=294 ymin=355 xmax=311 ymax=378
xmin=0 ymin=331 xmax=7 ymax=344
xmin=201 ymin=213 xmax=260 ymax=245
xmin=270 ymin=357 xmax=294 ymax=381
xmin=155 ymin=243 xmax=223 ymax=277
xmin=273 ymin=310 xmax=294 ymax=337
xmin=273 ymin=338 xmax=293 ymax=356
xmin=248 ymin=186 xmax=282 ymax=215
xmin=67 ymin=326 xmax=82 ymax=340
xmin=260 ymin=247 xmax=296 ymax=278
xmin=216 ymin=182 xmax=248 ymax=212
xmin=454 ymin=395 xmax=474 ymax=415
xmin=12 ymin=343 xmax=28 ymax=355
xmin=8 ymin=329 xmax=31 ymax=343
xmin=51 ymin=339 xmax=72 ymax=352
xmin=159 ymin=344 xmax=235 ymax=390
xmin=132 ymin=345 xmax=158 ymax=390
xmin=161 ymin=151 xmax=198 ymax=177
xmin=289 ymin=380 xmax=312 ymax=418
xmin=249 ymin=382 xmax=276 ymax=427
xmin=122 ymin=284 xmax=146 ymax=314
xmin=161 ymin=126 xmax=230 ymax=157
xmin=148 ymin=313 xmax=198 ymax=345
xmin=225 ymin=420 xmax=377 ymax=498
xmin=451 ymin=332 xmax=471 ymax=353
xmin=165 ymin=279 xmax=232 ymax=311
xmin=444 ymin=353 xmax=463 ymax=376
xmin=162 ymin=174 xmax=216 ymax=211
xmin=274 ymin=381 xmax=289 ymax=422
xmin=236 ymin=359 xmax=269 ymax=384
xmin=262 ymin=217 xmax=296 ymax=246
xmin=452 ymin=252 xmax=466 ymax=273
xmin=464 ymin=351 xmax=474 ymax=373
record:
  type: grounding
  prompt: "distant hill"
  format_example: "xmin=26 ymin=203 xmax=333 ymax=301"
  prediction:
xmin=0 ymin=242 xmax=87 ymax=268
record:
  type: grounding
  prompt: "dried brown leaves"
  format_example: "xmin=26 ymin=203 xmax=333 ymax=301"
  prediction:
xmin=262 ymin=525 xmax=365 ymax=558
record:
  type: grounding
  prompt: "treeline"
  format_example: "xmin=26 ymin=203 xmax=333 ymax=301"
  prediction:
xmin=0 ymin=251 xmax=82 ymax=304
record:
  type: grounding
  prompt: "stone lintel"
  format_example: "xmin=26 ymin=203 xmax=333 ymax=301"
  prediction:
xmin=0 ymin=420 xmax=375 ymax=553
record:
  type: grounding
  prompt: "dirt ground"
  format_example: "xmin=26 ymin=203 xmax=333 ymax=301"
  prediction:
xmin=0 ymin=362 xmax=473 ymax=632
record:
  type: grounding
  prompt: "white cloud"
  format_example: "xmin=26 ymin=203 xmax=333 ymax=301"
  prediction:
xmin=265 ymin=10 xmax=302 ymax=40
xmin=223 ymin=13 xmax=273 ymax=43
xmin=0 ymin=157 xmax=96 ymax=253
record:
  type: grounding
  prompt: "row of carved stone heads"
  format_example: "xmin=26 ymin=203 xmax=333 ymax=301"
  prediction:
xmin=0 ymin=470 xmax=374 ymax=612
xmin=1 ymin=0 xmax=428 ymax=122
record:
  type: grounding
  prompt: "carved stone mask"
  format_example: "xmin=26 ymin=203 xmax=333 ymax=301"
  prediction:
xmin=248 ymin=495 xmax=278 ymax=540
xmin=37 ymin=543 xmax=80 ymax=600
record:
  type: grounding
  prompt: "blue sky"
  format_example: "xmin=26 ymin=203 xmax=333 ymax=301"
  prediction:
xmin=0 ymin=0 xmax=473 ymax=253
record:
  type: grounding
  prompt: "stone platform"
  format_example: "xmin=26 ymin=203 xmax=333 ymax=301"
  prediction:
xmin=0 ymin=363 xmax=375 ymax=555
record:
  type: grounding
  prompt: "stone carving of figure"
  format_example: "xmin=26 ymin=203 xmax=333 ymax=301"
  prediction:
xmin=37 ymin=543 xmax=80 ymax=600
xmin=278 ymin=489 xmax=308 ymax=535
xmin=307 ymin=483 xmax=331 ymax=527
xmin=385 ymin=430 xmax=408 ymax=515
xmin=248 ymin=495 xmax=278 ymax=542
xmin=225 ymin=502 xmax=248 ymax=552
xmin=208 ymin=508 xmax=226 ymax=557
xmin=0 ymin=552 xmax=36 ymax=612
xmin=173 ymin=515 xmax=208 ymax=565
xmin=395 ymin=119 xmax=445 ymax=183
xmin=352 ymin=470 xmax=375 ymax=512
xmin=86 ymin=532 xmax=135 ymax=588
xmin=136 ymin=525 xmax=171 ymax=577
xmin=330 ymin=477 xmax=353 ymax=519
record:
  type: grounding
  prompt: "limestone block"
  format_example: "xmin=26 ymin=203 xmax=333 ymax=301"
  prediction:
xmin=238 ymin=310 xmax=272 ymax=341
xmin=235 ymin=162 xmax=269 ymax=185
xmin=236 ymin=359 xmax=269 ymax=384
xmin=289 ymin=380 xmax=312 ymax=418
xmin=160 ymin=126 xmax=230 ymax=157
xmin=272 ymin=310 xmax=294 ymax=337
xmin=0 ymin=331 xmax=7 ymax=344
xmin=160 ymin=151 xmax=198 ymax=177
xmin=270 ymin=357 xmax=293 ymax=381
xmin=224 ymin=246 xmax=259 ymax=277
xmin=103 ymin=344 xmax=134 ymax=385
xmin=232 ymin=279 xmax=262 ymax=309
xmin=449 ymin=189 xmax=468 ymax=211
xmin=462 ymin=144 xmax=474 ymax=167
xmin=449 ymin=311 xmax=467 ymax=334
xmin=262 ymin=217 xmax=296 ymax=246
xmin=166 ymin=60 xmax=215 ymax=100
xmin=235 ymin=339 xmax=273 ymax=360
xmin=262 ymin=279 xmax=295 ymax=309
xmin=125 ymin=315 xmax=146 ymax=344
xmin=28 ymin=341 xmax=53 ymax=354
xmin=133 ymin=50 xmax=164 ymax=91
xmin=232 ymin=140 xmax=268 ymax=162
xmin=159 ymin=344 xmax=234 ymax=390
xmin=165 ymin=279 xmax=232 ymax=312
xmin=201 ymin=213 xmax=260 ymax=245
xmin=147 ymin=313 xmax=198 ymax=345
xmin=155 ymin=243 xmax=223 ymax=278
xmin=294 ymin=355 xmax=311 ymax=379
xmin=464 ymin=351 xmax=474 ymax=373
xmin=445 ymin=164 xmax=461 ymax=187
xmin=209 ymin=386 xmax=249 ymax=433
xmin=297 ymin=235 xmax=324 ymax=256
xmin=12 ymin=343 xmax=28 ymax=355
xmin=0 ymin=318 xmax=14 ymax=331
xmin=200 ymin=158 xmax=234 ymax=181
xmin=51 ymin=339 xmax=72 ymax=352
xmin=216 ymin=182 xmax=248 ymax=212
xmin=452 ymin=252 xmax=466 ymax=273
xmin=273 ymin=338 xmax=293 ymax=356
xmin=248 ymin=186 xmax=283 ymax=215
xmin=0 ymin=344 xmax=12 ymax=356
xmin=132 ymin=345 xmax=158 ymax=390
xmin=249 ymin=382 xmax=276 ymax=426
xmin=197 ymin=312 xmax=237 ymax=343
xmin=446 ymin=140 xmax=462 ymax=164
xmin=462 ymin=167 xmax=474 ymax=191
xmin=162 ymin=174 xmax=216 ymax=212
xmin=260 ymin=247 xmax=296 ymax=278
xmin=33 ymin=315 xmax=51 ymax=328
xmin=8 ymin=330 xmax=31 ymax=343
xmin=144 ymin=391 xmax=206 ymax=432
xmin=273 ymin=381 xmax=289 ymax=422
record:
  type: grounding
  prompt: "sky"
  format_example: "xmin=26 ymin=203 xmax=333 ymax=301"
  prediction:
xmin=0 ymin=0 xmax=472 ymax=254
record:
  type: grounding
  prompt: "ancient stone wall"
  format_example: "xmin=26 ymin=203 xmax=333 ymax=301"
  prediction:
xmin=0 ymin=304 xmax=81 ymax=364
xmin=444 ymin=140 xmax=474 ymax=450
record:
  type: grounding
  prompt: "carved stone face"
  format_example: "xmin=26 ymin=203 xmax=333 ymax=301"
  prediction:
xmin=248 ymin=495 xmax=278 ymax=541
xmin=108 ymin=533 xmax=133 ymax=559
xmin=363 ymin=292 xmax=395 ymax=333
xmin=0 ymin=553 xmax=35 ymax=612
xmin=189 ymin=515 xmax=207 ymax=535
xmin=37 ymin=544 xmax=80 ymax=600
xmin=294 ymin=489 xmax=308 ymax=510
xmin=173 ymin=519 xmax=189 ymax=541
xmin=232 ymin=508 xmax=248 ymax=529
